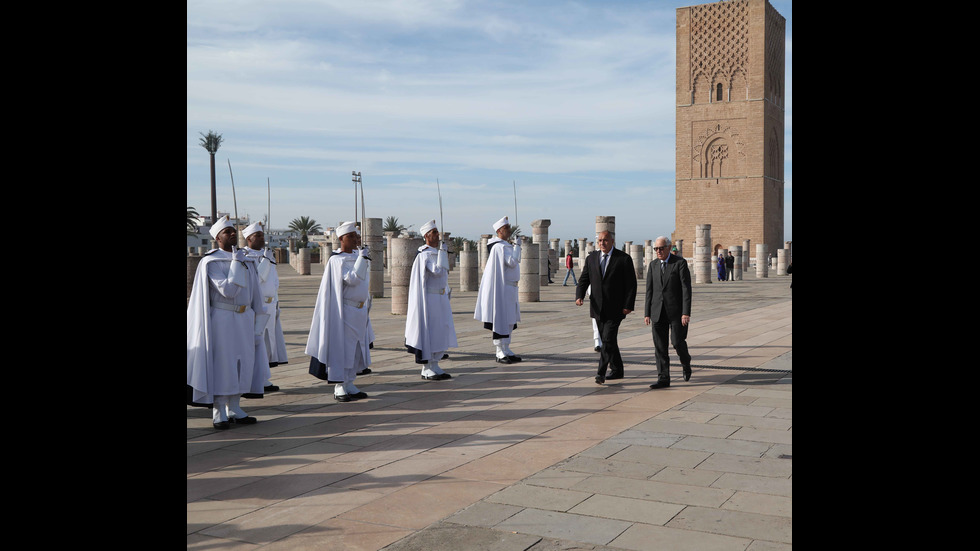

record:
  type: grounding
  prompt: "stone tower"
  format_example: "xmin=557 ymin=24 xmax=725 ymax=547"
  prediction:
xmin=674 ymin=0 xmax=785 ymax=263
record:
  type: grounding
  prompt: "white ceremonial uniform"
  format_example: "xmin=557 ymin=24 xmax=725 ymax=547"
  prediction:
xmin=406 ymin=244 xmax=457 ymax=377
xmin=306 ymin=250 xmax=372 ymax=390
xmin=187 ymin=249 xmax=271 ymax=407
xmin=474 ymin=236 xmax=521 ymax=334
xmin=244 ymin=247 xmax=288 ymax=367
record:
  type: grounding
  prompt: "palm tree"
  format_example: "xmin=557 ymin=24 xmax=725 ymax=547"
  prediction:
xmin=187 ymin=206 xmax=200 ymax=236
xmin=199 ymin=130 xmax=223 ymax=222
xmin=288 ymin=216 xmax=322 ymax=248
xmin=383 ymin=216 xmax=406 ymax=234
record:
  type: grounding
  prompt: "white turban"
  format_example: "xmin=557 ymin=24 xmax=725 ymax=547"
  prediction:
xmin=242 ymin=221 xmax=264 ymax=238
xmin=336 ymin=221 xmax=358 ymax=237
xmin=420 ymin=219 xmax=437 ymax=236
xmin=492 ymin=216 xmax=509 ymax=232
xmin=208 ymin=215 xmax=235 ymax=239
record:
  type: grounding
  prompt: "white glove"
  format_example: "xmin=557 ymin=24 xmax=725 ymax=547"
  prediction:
xmin=359 ymin=246 xmax=371 ymax=258
xmin=436 ymin=248 xmax=449 ymax=272
xmin=511 ymin=242 xmax=522 ymax=263
xmin=228 ymin=252 xmax=249 ymax=288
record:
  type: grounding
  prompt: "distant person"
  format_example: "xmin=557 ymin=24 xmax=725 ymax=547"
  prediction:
xmin=576 ymin=230 xmax=637 ymax=384
xmin=725 ymin=251 xmax=735 ymax=281
xmin=187 ymin=216 xmax=269 ymax=429
xmin=562 ymin=250 xmax=578 ymax=286
xmin=242 ymin=222 xmax=287 ymax=394
xmin=474 ymin=216 xmax=523 ymax=363
xmin=786 ymin=262 xmax=792 ymax=289
xmin=645 ymin=236 xmax=692 ymax=389
xmin=405 ymin=220 xmax=456 ymax=381
xmin=717 ymin=253 xmax=726 ymax=282
xmin=307 ymin=221 xmax=372 ymax=402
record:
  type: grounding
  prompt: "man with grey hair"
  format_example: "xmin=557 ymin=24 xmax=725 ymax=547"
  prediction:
xmin=576 ymin=230 xmax=636 ymax=384
xmin=644 ymin=236 xmax=692 ymax=389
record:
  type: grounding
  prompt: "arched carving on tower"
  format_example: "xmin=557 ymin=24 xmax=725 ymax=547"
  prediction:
xmin=693 ymin=72 xmax=710 ymax=104
xmin=731 ymin=68 xmax=747 ymax=101
xmin=693 ymin=123 xmax=746 ymax=178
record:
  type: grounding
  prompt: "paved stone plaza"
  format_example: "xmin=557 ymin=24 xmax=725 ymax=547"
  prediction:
xmin=188 ymin=261 xmax=792 ymax=550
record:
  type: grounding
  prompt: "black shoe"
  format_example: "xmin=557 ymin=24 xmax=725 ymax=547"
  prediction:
xmin=213 ymin=421 xmax=230 ymax=430
xmin=264 ymin=384 xmax=279 ymax=392
xmin=422 ymin=373 xmax=452 ymax=381
xmin=606 ymin=372 xmax=624 ymax=380
xmin=231 ymin=416 xmax=257 ymax=425
xmin=334 ymin=394 xmax=352 ymax=402
xmin=594 ymin=346 xmax=601 ymax=352
xmin=349 ymin=392 xmax=368 ymax=400
xmin=683 ymin=366 xmax=692 ymax=382
xmin=495 ymin=356 xmax=514 ymax=364
xmin=442 ymin=353 xmax=450 ymax=360
xmin=508 ymin=355 xmax=522 ymax=362
xmin=595 ymin=375 xmax=605 ymax=385
xmin=649 ymin=381 xmax=671 ymax=389
xmin=356 ymin=368 xmax=372 ymax=375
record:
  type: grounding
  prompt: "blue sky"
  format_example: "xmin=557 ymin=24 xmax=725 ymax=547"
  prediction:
xmin=187 ymin=0 xmax=791 ymax=247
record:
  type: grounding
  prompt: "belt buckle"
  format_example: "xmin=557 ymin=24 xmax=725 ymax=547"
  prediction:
xmin=235 ymin=305 xmax=246 ymax=313
xmin=265 ymin=297 xmax=274 ymax=303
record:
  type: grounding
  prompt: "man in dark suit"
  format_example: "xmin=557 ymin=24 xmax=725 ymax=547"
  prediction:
xmin=644 ymin=236 xmax=692 ymax=389
xmin=576 ymin=230 xmax=637 ymax=385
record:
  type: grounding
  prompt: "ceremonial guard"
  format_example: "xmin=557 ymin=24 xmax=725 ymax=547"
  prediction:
xmin=306 ymin=221 xmax=372 ymax=402
xmin=474 ymin=216 xmax=522 ymax=363
xmin=405 ymin=220 xmax=456 ymax=381
xmin=187 ymin=215 xmax=270 ymax=429
xmin=242 ymin=222 xmax=287 ymax=393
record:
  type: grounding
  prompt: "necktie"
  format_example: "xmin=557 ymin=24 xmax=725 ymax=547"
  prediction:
xmin=600 ymin=254 xmax=608 ymax=276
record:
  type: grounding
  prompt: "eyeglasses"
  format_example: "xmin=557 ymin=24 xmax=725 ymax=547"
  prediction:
xmin=653 ymin=246 xmax=667 ymax=251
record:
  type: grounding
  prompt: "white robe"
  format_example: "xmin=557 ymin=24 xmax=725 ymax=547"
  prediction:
xmin=187 ymin=249 xmax=271 ymax=405
xmin=474 ymin=237 xmax=521 ymax=335
xmin=405 ymin=245 xmax=458 ymax=361
xmin=306 ymin=251 xmax=371 ymax=381
xmin=244 ymin=247 xmax=288 ymax=365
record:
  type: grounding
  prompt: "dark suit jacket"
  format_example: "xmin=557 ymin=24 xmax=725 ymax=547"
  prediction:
xmin=576 ymin=248 xmax=637 ymax=321
xmin=644 ymin=254 xmax=692 ymax=322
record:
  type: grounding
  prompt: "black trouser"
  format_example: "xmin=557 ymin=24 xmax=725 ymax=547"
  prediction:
xmin=597 ymin=317 xmax=624 ymax=376
xmin=652 ymin=305 xmax=691 ymax=382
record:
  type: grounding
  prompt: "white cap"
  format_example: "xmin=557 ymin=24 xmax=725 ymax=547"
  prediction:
xmin=420 ymin=219 xmax=437 ymax=235
xmin=336 ymin=221 xmax=358 ymax=237
xmin=242 ymin=221 xmax=264 ymax=238
xmin=492 ymin=216 xmax=509 ymax=232
xmin=209 ymin=215 xmax=235 ymax=239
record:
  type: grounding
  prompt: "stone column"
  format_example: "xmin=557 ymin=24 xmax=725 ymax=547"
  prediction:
xmin=442 ymin=232 xmax=453 ymax=271
xmin=645 ymin=240 xmax=653 ymax=262
xmin=731 ymin=245 xmax=743 ymax=280
xmin=297 ymin=247 xmax=311 ymax=275
xmin=391 ymin=236 xmax=424 ymax=315
xmin=187 ymin=254 xmax=203 ymax=302
xmin=756 ymin=243 xmax=769 ymax=278
xmin=595 ymin=215 xmax=615 ymax=237
xmin=459 ymin=240 xmax=478 ymax=292
xmin=385 ymin=231 xmax=396 ymax=276
xmin=363 ymin=218 xmax=384 ymax=297
xmin=784 ymin=241 xmax=793 ymax=266
xmin=630 ymin=244 xmax=644 ymax=278
xmin=777 ymin=248 xmax=788 ymax=276
xmin=550 ymin=238 xmax=560 ymax=279
xmin=531 ymin=219 xmax=551 ymax=286
xmin=742 ymin=239 xmax=751 ymax=274
xmin=675 ymin=239 xmax=684 ymax=257
xmin=479 ymin=234 xmax=492 ymax=273
xmin=694 ymin=224 xmax=712 ymax=284
xmin=518 ymin=235 xmax=540 ymax=302
xmin=578 ymin=238 xmax=588 ymax=267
